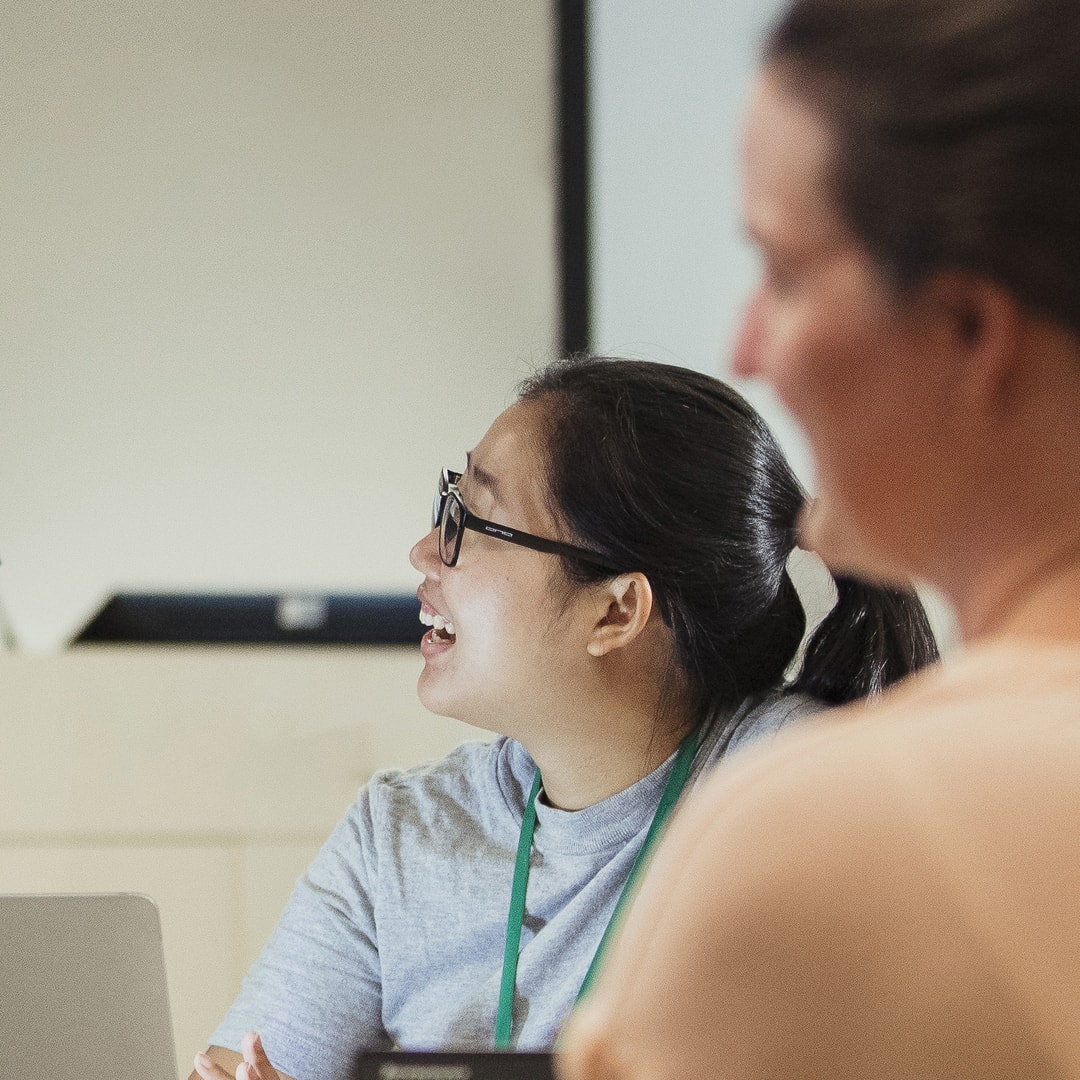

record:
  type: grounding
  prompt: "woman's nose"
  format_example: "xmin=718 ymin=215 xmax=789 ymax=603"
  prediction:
xmin=410 ymin=526 xmax=443 ymax=576
xmin=731 ymin=286 xmax=767 ymax=379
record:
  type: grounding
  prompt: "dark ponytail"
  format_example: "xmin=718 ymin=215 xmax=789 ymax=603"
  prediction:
xmin=519 ymin=355 xmax=938 ymax=719
xmin=795 ymin=577 xmax=938 ymax=705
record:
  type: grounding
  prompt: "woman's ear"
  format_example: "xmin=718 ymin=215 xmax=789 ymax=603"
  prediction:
xmin=586 ymin=573 xmax=655 ymax=657
xmin=922 ymin=270 xmax=1024 ymax=421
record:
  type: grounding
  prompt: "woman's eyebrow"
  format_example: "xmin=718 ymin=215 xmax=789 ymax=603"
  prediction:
xmin=464 ymin=451 xmax=502 ymax=502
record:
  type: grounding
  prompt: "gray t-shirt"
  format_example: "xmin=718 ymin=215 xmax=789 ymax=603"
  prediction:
xmin=211 ymin=693 xmax=819 ymax=1079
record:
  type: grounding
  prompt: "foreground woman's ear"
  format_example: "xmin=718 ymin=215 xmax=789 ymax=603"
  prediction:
xmin=922 ymin=270 xmax=1025 ymax=422
xmin=586 ymin=573 xmax=656 ymax=657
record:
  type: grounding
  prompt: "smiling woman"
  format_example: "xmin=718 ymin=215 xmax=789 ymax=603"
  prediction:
xmin=191 ymin=356 xmax=938 ymax=1080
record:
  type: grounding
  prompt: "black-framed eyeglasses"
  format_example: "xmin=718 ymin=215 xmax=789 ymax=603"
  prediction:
xmin=432 ymin=468 xmax=618 ymax=571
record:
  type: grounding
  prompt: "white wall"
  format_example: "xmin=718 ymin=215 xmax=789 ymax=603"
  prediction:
xmin=0 ymin=1 xmax=559 ymax=652
xmin=0 ymin=7 xmax=961 ymax=1070
xmin=588 ymin=0 xmax=807 ymax=470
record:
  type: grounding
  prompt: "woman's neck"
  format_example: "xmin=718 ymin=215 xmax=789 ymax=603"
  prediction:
xmin=525 ymin=714 xmax=695 ymax=812
xmin=951 ymin=335 xmax=1080 ymax=646
xmin=953 ymin=522 xmax=1080 ymax=645
xmin=496 ymin=617 xmax=698 ymax=810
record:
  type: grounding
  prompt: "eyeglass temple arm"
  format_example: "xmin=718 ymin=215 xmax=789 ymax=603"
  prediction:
xmin=463 ymin=515 xmax=616 ymax=570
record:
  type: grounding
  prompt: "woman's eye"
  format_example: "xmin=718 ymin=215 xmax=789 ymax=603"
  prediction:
xmin=766 ymin=262 xmax=797 ymax=296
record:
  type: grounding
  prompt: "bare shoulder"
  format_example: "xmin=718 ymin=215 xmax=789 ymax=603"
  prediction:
xmin=690 ymin=639 xmax=1080 ymax=827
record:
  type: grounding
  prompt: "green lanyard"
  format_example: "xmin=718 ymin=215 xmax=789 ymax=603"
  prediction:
xmin=494 ymin=729 xmax=700 ymax=1048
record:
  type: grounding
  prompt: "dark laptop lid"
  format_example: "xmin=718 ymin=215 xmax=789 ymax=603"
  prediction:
xmin=356 ymin=1051 xmax=554 ymax=1080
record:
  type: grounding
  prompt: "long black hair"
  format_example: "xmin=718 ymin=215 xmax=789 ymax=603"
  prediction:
xmin=519 ymin=356 xmax=939 ymax=721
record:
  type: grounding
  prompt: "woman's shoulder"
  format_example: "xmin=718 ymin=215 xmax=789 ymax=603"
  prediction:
xmin=355 ymin=735 xmax=538 ymax=827
xmin=737 ymin=689 xmax=824 ymax=737
xmin=362 ymin=736 xmax=500 ymax=801
xmin=697 ymin=689 xmax=825 ymax=771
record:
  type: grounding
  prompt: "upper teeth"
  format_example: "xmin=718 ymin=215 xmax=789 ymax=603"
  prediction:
xmin=419 ymin=610 xmax=455 ymax=636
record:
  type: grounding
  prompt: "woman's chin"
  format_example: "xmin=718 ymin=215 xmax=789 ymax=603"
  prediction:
xmin=798 ymin=494 xmax=914 ymax=586
xmin=417 ymin=670 xmax=465 ymax=722
xmin=415 ymin=677 xmax=508 ymax=737
xmin=416 ymin=667 xmax=452 ymax=717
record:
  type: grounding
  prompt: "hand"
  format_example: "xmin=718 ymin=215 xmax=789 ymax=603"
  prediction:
xmin=194 ymin=1032 xmax=284 ymax=1080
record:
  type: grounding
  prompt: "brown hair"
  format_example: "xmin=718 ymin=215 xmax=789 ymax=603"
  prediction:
xmin=766 ymin=0 xmax=1080 ymax=334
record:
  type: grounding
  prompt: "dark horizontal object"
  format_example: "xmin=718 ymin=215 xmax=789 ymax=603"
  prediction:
xmin=356 ymin=1051 xmax=553 ymax=1080
xmin=71 ymin=592 xmax=422 ymax=646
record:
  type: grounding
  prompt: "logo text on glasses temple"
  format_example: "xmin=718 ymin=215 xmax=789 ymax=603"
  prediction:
xmin=484 ymin=525 xmax=514 ymax=539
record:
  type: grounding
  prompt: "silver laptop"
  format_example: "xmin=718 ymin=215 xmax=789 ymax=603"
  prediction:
xmin=0 ymin=892 xmax=178 ymax=1080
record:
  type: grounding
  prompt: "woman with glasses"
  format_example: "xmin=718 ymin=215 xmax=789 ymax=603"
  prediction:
xmin=193 ymin=356 xmax=937 ymax=1080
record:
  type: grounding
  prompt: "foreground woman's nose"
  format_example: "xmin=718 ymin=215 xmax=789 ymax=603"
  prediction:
xmin=731 ymin=286 xmax=767 ymax=379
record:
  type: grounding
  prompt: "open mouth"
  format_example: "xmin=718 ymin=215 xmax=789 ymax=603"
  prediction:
xmin=419 ymin=608 xmax=457 ymax=644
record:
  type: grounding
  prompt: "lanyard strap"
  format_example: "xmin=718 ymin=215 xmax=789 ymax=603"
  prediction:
xmin=494 ymin=730 xmax=699 ymax=1048
xmin=496 ymin=768 xmax=543 ymax=1048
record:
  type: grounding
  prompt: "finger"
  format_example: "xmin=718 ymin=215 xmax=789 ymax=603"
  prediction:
xmin=193 ymin=1052 xmax=236 ymax=1080
xmin=241 ymin=1031 xmax=279 ymax=1080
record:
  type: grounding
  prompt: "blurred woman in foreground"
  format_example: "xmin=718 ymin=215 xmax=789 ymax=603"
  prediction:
xmin=559 ymin=1 xmax=1080 ymax=1077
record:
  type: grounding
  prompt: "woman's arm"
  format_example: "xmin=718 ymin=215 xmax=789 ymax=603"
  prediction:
xmin=204 ymin=790 xmax=386 ymax=1077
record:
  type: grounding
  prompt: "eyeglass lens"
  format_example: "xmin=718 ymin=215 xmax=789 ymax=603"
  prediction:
xmin=440 ymin=494 xmax=464 ymax=566
xmin=432 ymin=487 xmax=444 ymax=532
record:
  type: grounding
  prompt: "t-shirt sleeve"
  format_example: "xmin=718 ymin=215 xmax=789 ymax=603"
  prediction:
xmin=209 ymin=782 xmax=387 ymax=1080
